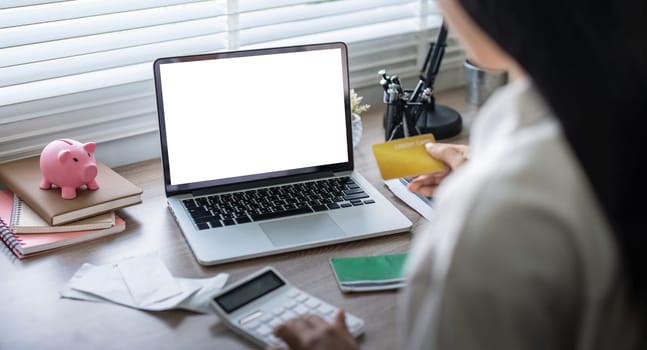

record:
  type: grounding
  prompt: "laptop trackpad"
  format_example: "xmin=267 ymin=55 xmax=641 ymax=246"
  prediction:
xmin=260 ymin=214 xmax=345 ymax=247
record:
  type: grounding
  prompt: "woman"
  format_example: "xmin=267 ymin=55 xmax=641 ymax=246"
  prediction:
xmin=272 ymin=0 xmax=647 ymax=348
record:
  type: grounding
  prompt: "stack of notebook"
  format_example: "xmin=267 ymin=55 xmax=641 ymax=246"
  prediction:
xmin=0 ymin=156 xmax=143 ymax=259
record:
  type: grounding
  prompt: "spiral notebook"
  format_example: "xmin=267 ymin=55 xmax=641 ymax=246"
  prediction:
xmin=0 ymin=190 xmax=126 ymax=259
xmin=6 ymin=191 xmax=114 ymax=233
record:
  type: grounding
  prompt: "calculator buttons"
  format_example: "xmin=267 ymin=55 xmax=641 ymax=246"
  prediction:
xmin=213 ymin=267 xmax=364 ymax=349
xmin=265 ymin=334 xmax=285 ymax=347
xmin=242 ymin=320 xmax=261 ymax=332
xmin=271 ymin=306 xmax=286 ymax=316
xmin=234 ymin=289 xmax=364 ymax=348
xmin=305 ymin=298 xmax=321 ymax=309
xmin=268 ymin=318 xmax=283 ymax=328
xmin=239 ymin=310 xmax=263 ymax=325
xmin=259 ymin=313 xmax=274 ymax=323
xmin=255 ymin=324 xmax=273 ymax=337
xmin=317 ymin=303 xmax=335 ymax=315
xmin=293 ymin=304 xmax=309 ymax=315
xmin=282 ymin=310 xmax=298 ymax=320
xmin=346 ymin=316 xmax=362 ymax=331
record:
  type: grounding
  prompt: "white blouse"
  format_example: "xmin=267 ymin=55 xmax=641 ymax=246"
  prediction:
xmin=398 ymin=79 xmax=642 ymax=349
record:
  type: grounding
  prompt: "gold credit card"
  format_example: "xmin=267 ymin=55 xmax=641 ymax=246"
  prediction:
xmin=372 ymin=134 xmax=447 ymax=180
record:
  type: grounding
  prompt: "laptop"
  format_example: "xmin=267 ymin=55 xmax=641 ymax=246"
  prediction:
xmin=153 ymin=42 xmax=412 ymax=265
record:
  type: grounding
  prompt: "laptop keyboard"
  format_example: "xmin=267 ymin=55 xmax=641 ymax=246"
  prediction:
xmin=182 ymin=176 xmax=376 ymax=230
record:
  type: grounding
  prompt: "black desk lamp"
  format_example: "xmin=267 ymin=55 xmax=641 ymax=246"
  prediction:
xmin=381 ymin=22 xmax=462 ymax=140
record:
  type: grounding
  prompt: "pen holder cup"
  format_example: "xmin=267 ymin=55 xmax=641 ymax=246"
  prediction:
xmin=464 ymin=59 xmax=508 ymax=106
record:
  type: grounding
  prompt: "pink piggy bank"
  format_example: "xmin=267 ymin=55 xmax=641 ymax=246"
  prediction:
xmin=39 ymin=139 xmax=100 ymax=199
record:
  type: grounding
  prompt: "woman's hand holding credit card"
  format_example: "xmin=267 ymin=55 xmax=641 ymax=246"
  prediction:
xmin=372 ymin=134 xmax=447 ymax=180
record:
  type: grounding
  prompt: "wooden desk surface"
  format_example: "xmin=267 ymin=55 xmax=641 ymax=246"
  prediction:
xmin=0 ymin=88 xmax=473 ymax=350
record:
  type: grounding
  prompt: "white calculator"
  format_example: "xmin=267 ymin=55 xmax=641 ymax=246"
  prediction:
xmin=211 ymin=266 xmax=365 ymax=348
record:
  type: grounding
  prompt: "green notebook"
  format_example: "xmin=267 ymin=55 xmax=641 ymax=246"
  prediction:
xmin=329 ymin=253 xmax=408 ymax=292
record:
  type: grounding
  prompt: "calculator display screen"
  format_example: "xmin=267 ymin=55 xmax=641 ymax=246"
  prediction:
xmin=214 ymin=270 xmax=285 ymax=313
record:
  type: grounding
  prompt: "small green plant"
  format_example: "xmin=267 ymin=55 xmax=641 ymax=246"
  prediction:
xmin=350 ymin=88 xmax=370 ymax=115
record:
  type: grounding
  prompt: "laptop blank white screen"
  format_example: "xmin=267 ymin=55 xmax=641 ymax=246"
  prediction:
xmin=158 ymin=48 xmax=350 ymax=187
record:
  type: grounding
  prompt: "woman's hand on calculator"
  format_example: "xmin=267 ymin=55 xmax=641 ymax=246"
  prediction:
xmin=269 ymin=309 xmax=359 ymax=350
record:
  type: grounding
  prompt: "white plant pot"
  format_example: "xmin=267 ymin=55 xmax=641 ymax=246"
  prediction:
xmin=351 ymin=113 xmax=362 ymax=148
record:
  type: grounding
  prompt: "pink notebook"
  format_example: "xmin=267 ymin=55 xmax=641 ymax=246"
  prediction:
xmin=0 ymin=189 xmax=126 ymax=259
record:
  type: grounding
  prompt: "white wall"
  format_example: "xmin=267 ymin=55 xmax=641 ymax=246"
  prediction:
xmin=94 ymin=131 xmax=161 ymax=168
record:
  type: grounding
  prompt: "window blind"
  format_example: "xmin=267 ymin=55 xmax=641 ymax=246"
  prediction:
xmin=0 ymin=0 xmax=464 ymax=165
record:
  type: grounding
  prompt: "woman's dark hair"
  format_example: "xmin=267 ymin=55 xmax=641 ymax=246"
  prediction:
xmin=457 ymin=0 xmax=647 ymax=321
